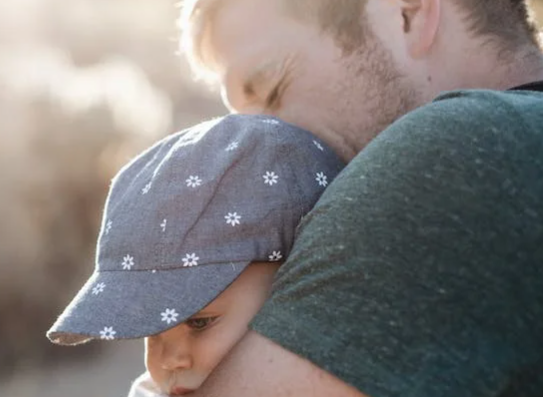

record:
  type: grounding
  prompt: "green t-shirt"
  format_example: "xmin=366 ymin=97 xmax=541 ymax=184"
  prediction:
xmin=251 ymin=85 xmax=543 ymax=397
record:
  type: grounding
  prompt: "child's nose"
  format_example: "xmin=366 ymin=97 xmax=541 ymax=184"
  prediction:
xmin=160 ymin=340 xmax=193 ymax=371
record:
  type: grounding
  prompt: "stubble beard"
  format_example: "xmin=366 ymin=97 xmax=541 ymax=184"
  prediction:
xmin=341 ymin=30 xmax=423 ymax=150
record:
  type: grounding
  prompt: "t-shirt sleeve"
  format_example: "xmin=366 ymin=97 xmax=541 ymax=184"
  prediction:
xmin=250 ymin=90 xmax=543 ymax=397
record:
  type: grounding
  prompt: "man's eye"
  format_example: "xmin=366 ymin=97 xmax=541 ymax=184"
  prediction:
xmin=185 ymin=317 xmax=218 ymax=331
xmin=243 ymin=82 xmax=255 ymax=98
xmin=266 ymin=85 xmax=281 ymax=108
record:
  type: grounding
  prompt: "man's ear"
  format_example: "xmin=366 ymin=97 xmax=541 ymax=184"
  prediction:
xmin=400 ymin=0 xmax=441 ymax=58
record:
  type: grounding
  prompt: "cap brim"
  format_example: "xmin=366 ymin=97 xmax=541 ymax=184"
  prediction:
xmin=47 ymin=261 xmax=249 ymax=345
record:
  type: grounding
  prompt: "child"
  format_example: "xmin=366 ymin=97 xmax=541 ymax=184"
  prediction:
xmin=47 ymin=114 xmax=345 ymax=396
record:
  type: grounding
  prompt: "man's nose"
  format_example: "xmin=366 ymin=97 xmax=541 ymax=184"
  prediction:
xmin=160 ymin=339 xmax=193 ymax=371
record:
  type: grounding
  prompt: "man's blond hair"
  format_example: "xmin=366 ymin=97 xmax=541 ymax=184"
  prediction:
xmin=178 ymin=0 xmax=364 ymax=81
xmin=178 ymin=0 xmax=541 ymax=81
xmin=453 ymin=0 xmax=540 ymax=47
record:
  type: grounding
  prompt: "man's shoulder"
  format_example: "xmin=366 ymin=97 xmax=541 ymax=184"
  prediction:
xmin=341 ymin=87 xmax=543 ymax=178
xmin=315 ymin=87 xmax=543 ymax=216
xmin=431 ymin=86 xmax=543 ymax=114
xmin=391 ymin=87 xmax=542 ymax=139
xmin=399 ymin=87 xmax=543 ymax=137
xmin=250 ymin=91 xmax=543 ymax=397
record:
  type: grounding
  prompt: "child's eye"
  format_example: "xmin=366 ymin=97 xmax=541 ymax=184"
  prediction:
xmin=185 ymin=316 xmax=219 ymax=331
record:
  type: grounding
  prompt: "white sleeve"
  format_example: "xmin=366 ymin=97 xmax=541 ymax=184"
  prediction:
xmin=127 ymin=372 xmax=163 ymax=397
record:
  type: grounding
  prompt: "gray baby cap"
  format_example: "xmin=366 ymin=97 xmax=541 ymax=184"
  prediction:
xmin=47 ymin=114 xmax=345 ymax=345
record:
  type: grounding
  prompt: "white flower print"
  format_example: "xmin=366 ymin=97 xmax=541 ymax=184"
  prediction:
xmin=182 ymin=253 xmax=200 ymax=267
xmin=316 ymin=172 xmax=328 ymax=187
xmin=92 ymin=282 xmax=106 ymax=295
xmin=160 ymin=219 xmax=167 ymax=232
xmin=122 ymin=255 xmax=135 ymax=270
xmin=142 ymin=182 xmax=152 ymax=195
xmin=262 ymin=118 xmax=280 ymax=125
xmin=100 ymin=326 xmax=116 ymax=340
xmin=269 ymin=251 xmax=283 ymax=262
xmin=226 ymin=142 xmax=239 ymax=152
xmin=225 ymin=212 xmax=241 ymax=226
xmin=313 ymin=140 xmax=324 ymax=151
xmin=263 ymin=171 xmax=279 ymax=186
xmin=186 ymin=175 xmax=202 ymax=188
xmin=105 ymin=220 xmax=112 ymax=235
xmin=161 ymin=308 xmax=179 ymax=325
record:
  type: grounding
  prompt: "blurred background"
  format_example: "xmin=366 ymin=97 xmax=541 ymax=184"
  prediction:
xmin=0 ymin=1 xmax=542 ymax=396
xmin=0 ymin=0 xmax=225 ymax=395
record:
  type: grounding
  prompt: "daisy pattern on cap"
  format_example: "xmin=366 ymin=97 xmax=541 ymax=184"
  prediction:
xmin=261 ymin=118 xmax=280 ymax=125
xmin=161 ymin=308 xmax=179 ymax=325
xmin=45 ymin=116 xmax=347 ymax=345
xmin=182 ymin=253 xmax=199 ymax=267
xmin=263 ymin=171 xmax=279 ymax=186
xmin=269 ymin=251 xmax=283 ymax=261
xmin=186 ymin=175 xmax=202 ymax=188
xmin=313 ymin=140 xmax=324 ymax=151
xmin=105 ymin=220 xmax=112 ymax=235
xmin=100 ymin=326 xmax=116 ymax=340
xmin=122 ymin=255 xmax=135 ymax=270
xmin=92 ymin=282 xmax=106 ymax=295
xmin=226 ymin=142 xmax=239 ymax=151
xmin=225 ymin=212 xmax=241 ymax=226
xmin=142 ymin=182 xmax=152 ymax=195
xmin=316 ymin=172 xmax=328 ymax=187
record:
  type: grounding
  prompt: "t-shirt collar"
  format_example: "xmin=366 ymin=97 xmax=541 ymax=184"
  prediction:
xmin=509 ymin=80 xmax=543 ymax=92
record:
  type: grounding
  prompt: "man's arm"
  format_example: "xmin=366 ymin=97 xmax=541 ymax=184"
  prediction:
xmin=198 ymin=91 xmax=543 ymax=396
xmin=192 ymin=330 xmax=367 ymax=397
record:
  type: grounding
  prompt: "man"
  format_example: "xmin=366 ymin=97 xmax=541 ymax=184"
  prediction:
xmin=172 ymin=0 xmax=543 ymax=396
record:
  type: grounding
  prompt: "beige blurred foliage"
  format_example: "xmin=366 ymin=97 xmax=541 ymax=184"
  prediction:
xmin=0 ymin=0 xmax=542 ymax=381
xmin=0 ymin=0 xmax=224 ymax=377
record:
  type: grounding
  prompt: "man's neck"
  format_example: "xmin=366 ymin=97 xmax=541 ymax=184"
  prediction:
xmin=427 ymin=41 xmax=543 ymax=99
xmin=492 ymin=47 xmax=543 ymax=90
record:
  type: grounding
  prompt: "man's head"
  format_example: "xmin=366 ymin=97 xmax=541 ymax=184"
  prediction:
xmin=179 ymin=0 xmax=543 ymax=160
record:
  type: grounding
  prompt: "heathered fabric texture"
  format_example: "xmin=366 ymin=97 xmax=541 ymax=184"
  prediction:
xmin=251 ymin=87 xmax=543 ymax=397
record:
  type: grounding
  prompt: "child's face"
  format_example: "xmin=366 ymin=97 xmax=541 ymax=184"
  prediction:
xmin=144 ymin=262 xmax=280 ymax=395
